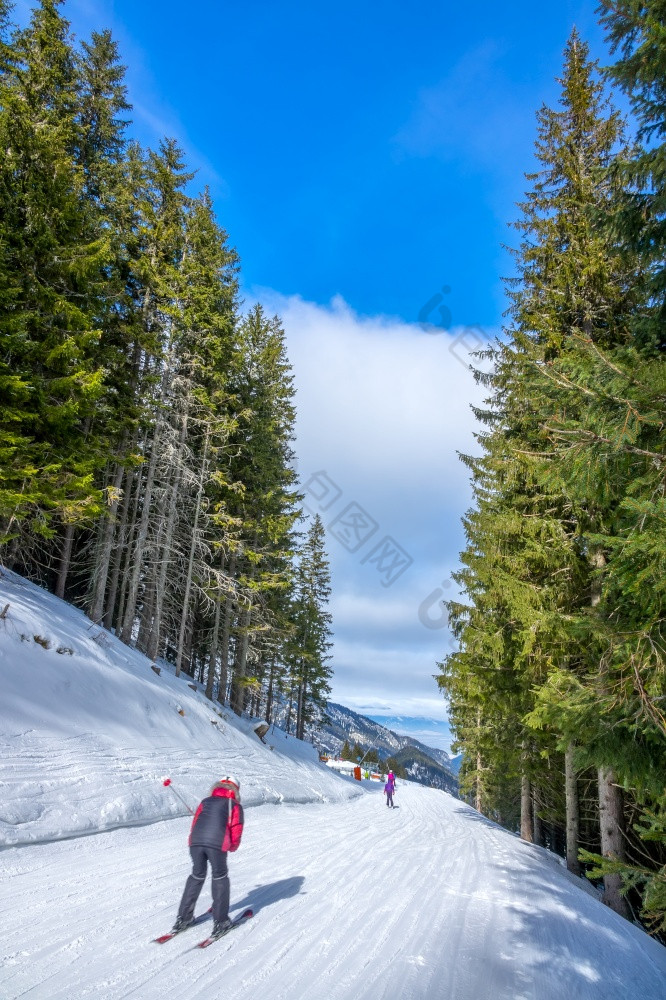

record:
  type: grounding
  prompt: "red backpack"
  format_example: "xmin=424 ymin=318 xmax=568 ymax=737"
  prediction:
xmin=211 ymin=780 xmax=244 ymax=852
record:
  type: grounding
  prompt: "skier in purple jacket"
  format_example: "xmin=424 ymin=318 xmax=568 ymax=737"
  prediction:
xmin=384 ymin=780 xmax=395 ymax=808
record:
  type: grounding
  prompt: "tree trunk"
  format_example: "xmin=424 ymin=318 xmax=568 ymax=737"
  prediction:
xmin=205 ymin=593 xmax=222 ymax=700
xmin=183 ymin=602 xmax=195 ymax=676
xmin=55 ymin=523 xmax=75 ymax=599
xmin=116 ymin=456 xmax=145 ymax=634
xmin=120 ymin=425 xmax=162 ymax=644
xmin=217 ymin=554 xmax=236 ymax=706
xmin=104 ymin=464 xmax=135 ymax=630
xmin=1 ymin=532 xmax=20 ymax=571
xmin=89 ymin=458 xmax=127 ymax=623
xmin=265 ymin=656 xmax=276 ymax=723
xmin=598 ymin=766 xmax=631 ymax=919
xmin=146 ymin=417 xmax=188 ymax=661
xmin=521 ymin=773 xmax=534 ymax=842
xmin=475 ymin=755 xmax=483 ymax=813
xmin=175 ymin=426 xmax=209 ymax=676
xmin=285 ymin=681 xmax=295 ymax=734
xmin=229 ymin=540 xmax=255 ymax=713
xmin=296 ymin=661 xmax=305 ymax=740
xmin=565 ymin=744 xmax=581 ymax=876
xmin=217 ymin=572 xmax=236 ymax=705
xmin=230 ymin=602 xmax=252 ymax=714
xmin=533 ymin=798 xmax=544 ymax=847
xmin=475 ymin=707 xmax=483 ymax=812
xmin=590 ymin=548 xmax=630 ymax=917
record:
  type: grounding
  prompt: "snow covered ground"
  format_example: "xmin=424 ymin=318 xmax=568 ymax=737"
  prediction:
xmin=1 ymin=571 xmax=665 ymax=999
xmin=3 ymin=786 xmax=666 ymax=1000
xmin=0 ymin=570 xmax=359 ymax=848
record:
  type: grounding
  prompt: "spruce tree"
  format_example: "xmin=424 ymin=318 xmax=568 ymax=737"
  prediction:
xmin=524 ymin=21 xmax=666 ymax=925
xmin=225 ymin=305 xmax=300 ymax=714
xmin=139 ymin=188 xmax=239 ymax=671
xmin=0 ymin=0 xmax=110 ymax=560
xmin=76 ymin=29 xmax=130 ymax=205
xmin=291 ymin=514 xmax=333 ymax=740
xmin=505 ymin=32 xmax=637 ymax=912
xmin=439 ymin=31 xmax=641 ymax=915
xmin=56 ymin=24 xmax=131 ymax=601
xmin=599 ymin=0 xmax=666 ymax=352
xmin=116 ymin=139 xmax=192 ymax=644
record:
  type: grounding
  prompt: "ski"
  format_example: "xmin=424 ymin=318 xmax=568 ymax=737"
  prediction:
xmin=195 ymin=908 xmax=253 ymax=948
xmin=153 ymin=908 xmax=213 ymax=944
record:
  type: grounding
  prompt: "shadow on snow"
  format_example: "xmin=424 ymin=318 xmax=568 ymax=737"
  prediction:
xmin=233 ymin=876 xmax=306 ymax=915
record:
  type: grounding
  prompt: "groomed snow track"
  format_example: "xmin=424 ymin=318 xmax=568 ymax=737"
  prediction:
xmin=2 ymin=781 xmax=665 ymax=1000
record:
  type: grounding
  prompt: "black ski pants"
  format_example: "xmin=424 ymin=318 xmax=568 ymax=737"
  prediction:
xmin=178 ymin=846 xmax=230 ymax=923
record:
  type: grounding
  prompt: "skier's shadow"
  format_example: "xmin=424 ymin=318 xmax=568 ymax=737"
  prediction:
xmin=233 ymin=876 xmax=305 ymax=915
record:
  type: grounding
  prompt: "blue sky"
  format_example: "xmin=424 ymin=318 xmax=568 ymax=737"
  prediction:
xmin=16 ymin=1 xmax=617 ymax=742
xmin=18 ymin=0 xmax=608 ymax=328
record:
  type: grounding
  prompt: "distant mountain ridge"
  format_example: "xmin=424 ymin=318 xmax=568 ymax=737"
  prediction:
xmin=314 ymin=702 xmax=458 ymax=795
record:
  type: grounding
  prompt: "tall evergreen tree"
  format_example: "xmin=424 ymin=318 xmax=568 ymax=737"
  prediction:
xmin=137 ymin=188 xmax=239 ymax=670
xmin=600 ymin=0 xmax=666 ymax=352
xmin=225 ymin=305 xmax=300 ymax=714
xmin=76 ymin=29 xmax=130 ymax=205
xmin=116 ymin=139 xmax=192 ymax=645
xmin=53 ymin=23 xmax=131 ymax=599
xmin=290 ymin=514 xmax=333 ymax=740
xmin=0 ymin=0 xmax=110 ymax=560
xmin=439 ymin=32 xmax=642 ymax=917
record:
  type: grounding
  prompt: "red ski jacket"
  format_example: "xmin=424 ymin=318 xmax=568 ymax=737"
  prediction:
xmin=188 ymin=787 xmax=244 ymax=853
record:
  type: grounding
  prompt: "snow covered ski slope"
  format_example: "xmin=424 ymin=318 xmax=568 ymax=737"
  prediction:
xmin=2 ymin=783 xmax=666 ymax=1000
xmin=1 ymin=571 xmax=666 ymax=999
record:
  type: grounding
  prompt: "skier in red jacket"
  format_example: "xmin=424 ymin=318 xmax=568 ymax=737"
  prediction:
xmin=172 ymin=776 xmax=244 ymax=936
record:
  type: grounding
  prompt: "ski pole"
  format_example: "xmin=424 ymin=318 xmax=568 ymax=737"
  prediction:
xmin=162 ymin=777 xmax=195 ymax=815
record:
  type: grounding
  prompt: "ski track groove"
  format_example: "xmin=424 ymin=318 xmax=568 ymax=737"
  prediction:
xmin=2 ymin=785 xmax=666 ymax=999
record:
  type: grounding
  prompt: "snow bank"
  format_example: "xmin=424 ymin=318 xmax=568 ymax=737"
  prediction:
xmin=0 ymin=570 xmax=360 ymax=847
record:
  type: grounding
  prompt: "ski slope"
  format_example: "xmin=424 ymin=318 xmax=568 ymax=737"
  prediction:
xmin=1 ymin=571 xmax=666 ymax=999
xmin=3 ymin=785 xmax=666 ymax=1000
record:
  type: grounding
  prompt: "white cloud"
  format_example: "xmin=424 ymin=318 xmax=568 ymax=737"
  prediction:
xmin=248 ymin=291 xmax=484 ymax=722
xmin=256 ymin=289 xmax=488 ymax=506
xmin=332 ymin=590 xmax=421 ymax=632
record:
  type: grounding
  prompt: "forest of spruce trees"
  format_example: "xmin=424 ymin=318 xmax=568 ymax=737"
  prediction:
xmin=439 ymin=6 xmax=666 ymax=936
xmin=0 ymin=0 xmax=332 ymax=740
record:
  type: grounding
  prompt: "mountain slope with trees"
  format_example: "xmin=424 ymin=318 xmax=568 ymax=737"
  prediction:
xmin=317 ymin=701 xmax=458 ymax=793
